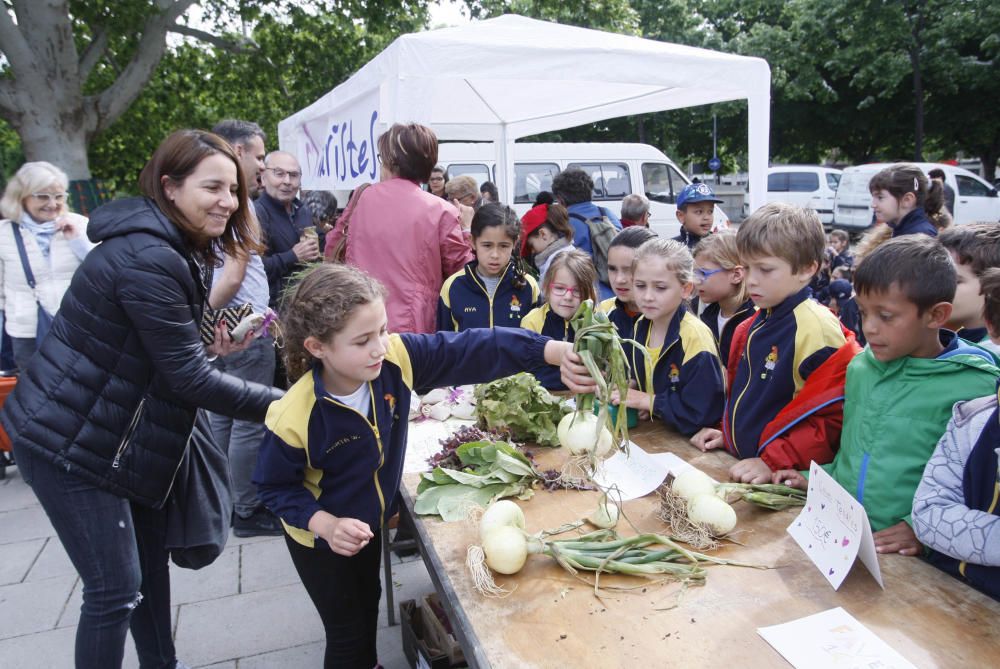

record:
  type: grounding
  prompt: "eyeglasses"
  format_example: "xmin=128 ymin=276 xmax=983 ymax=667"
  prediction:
xmin=694 ymin=266 xmax=727 ymax=283
xmin=30 ymin=192 xmax=69 ymax=203
xmin=428 ymin=176 xmax=445 ymax=183
xmin=265 ymin=168 xmax=301 ymax=181
xmin=549 ymin=283 xmax=583 ymax=298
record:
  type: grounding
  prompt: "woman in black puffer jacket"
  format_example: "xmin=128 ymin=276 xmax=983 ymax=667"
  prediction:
xmin=1 ymin=130 xmax=283 ymax=669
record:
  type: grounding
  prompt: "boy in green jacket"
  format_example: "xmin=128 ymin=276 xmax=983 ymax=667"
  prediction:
xmin=774 ymin=236 xmax=1000 ymax=556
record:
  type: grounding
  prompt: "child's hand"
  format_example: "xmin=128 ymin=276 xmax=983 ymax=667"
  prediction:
xmin=729 ymin=457 xmax=773 ymax=484
xmin=309 ymin=511 xmax=374 ymax=557
xmin=557 ymin=348 xmax=597 ymax=395
xmin=609 ymin=387 xmax=649 ymax=411
xmin=690 ymin=427 xmax=724 ymax=452
xmin=873 ymin=521 xmax=922 ymax=556
xmin=772 ymin=469 xmax=807 ymax=490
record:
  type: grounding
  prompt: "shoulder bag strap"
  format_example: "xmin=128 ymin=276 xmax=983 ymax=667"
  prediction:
xmin=327 ymin=182 xmax=371 ymax=262
xmin=10 ymin=223 xmax=37 ymax=289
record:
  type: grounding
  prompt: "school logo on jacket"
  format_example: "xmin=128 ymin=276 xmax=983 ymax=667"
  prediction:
xmin=384 ymin=393 xmax=396 ymax=411
xmin=510 ymin=295 xmax=522 ymax=314
xmin=761 ymin=345 xmax=779 ymax=380
xmin=326 ymin=434 xmax=362 ymax=455
xmin=668 ymin=363 xmax=680 ymax=388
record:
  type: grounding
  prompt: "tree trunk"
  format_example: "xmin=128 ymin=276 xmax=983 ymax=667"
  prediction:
xmin=907 ymin=3 xmax=925 ymax=162
xmin=980 ymin=149 xmax=998 ymax=184
xmin=15 ymin=107 xmax=92 ymax=179
xmin=637 ymin=116 xmax=646 ymax=144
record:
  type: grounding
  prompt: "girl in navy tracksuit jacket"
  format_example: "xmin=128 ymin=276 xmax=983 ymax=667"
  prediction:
xmin=520 ymin=248 xmax=598 ymax=390
xmin=437 ymin=204 xmax=538 ymax=331
xmin=253 ymin=264 xmax=572 ymax=669
xmin=599 ymin=226 xmax=657 ymax=341
xmin=691 ymin=231 xmax=755 ymax=364
xmin=615 ymin=238 xmax=726 ymax=435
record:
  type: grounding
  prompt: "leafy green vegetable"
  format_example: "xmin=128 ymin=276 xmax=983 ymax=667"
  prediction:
xmin=415 ymin=438 xmax=540 ymax=521
xmin=474 ymin=373 xmax=570 ymax=447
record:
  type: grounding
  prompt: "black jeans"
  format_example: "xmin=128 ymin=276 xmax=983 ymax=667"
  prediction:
xmin=14 ymin=443 xmax=176 ymax=669
xmin=285 ymin=533 xmax=382 ymax=669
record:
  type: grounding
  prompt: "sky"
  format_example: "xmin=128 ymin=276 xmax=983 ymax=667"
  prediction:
xmin=429 ymin=1 xmax=472 ymax=28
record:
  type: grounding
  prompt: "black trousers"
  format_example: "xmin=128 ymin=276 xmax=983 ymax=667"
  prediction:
xmin=285 ymin=532 xmax=382 ymax=669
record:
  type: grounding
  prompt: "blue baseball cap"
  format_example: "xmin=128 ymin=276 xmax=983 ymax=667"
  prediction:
xmin=677 ymin=182 xmax=723 ymax=209
xmin=829 ymin=279 xmax=853 ymax=303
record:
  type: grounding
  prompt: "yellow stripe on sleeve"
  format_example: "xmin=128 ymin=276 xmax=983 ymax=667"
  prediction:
xmin=385 ymin=334 xmax=414 ymax=389
xmin=520 ymin=305 xmax=547 ymax=333
xmin=678 ymin=311 xmax=721 ymax=365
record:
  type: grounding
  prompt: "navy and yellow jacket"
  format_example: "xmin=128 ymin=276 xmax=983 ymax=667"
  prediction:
xmin=598 ymin=296 xmax=641 ymax=341
xmin=722 ymin=286 xmax=846 ymax=459
xmin=252 ymin=328 xmax=550 ymax=549
xmin=521 ymin=304 xmax=573 ymax=390
xmin=700 ymin=299 xmax=755 ymax=364
xmin=627 ymin=306 xmax=726 ymax=435
xmin=437 ymin=260 xmax=539 ymax=331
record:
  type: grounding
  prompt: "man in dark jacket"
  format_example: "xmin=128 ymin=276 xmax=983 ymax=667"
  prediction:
xmin=255 ymin=151 xmax=319 ymax=308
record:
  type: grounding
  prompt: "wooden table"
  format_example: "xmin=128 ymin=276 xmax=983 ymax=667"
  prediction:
xmin=400 ymin=422 xmax=1000 ymax=668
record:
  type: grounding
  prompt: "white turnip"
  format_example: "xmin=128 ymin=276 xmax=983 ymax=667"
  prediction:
xmin=687 ymin=493 xmax=738 ymax=536
xmin=479 ymin=500 xmax=525 ymax=542
xmin=558 ymin=412 xmax=613 ymax=456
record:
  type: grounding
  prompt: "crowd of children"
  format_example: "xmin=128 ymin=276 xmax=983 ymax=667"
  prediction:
xmin=253 ymin=162 xmax=999 ymax=665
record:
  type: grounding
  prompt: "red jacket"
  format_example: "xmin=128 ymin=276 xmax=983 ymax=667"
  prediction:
xmin=726 ymin=316 xmax=862 ymax=470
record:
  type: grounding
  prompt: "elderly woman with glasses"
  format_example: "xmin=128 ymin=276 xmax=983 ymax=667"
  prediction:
xmin=0 ymin=161 xmax=95 ymax=371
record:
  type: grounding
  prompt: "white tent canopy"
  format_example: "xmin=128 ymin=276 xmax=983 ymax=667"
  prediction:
xmin=279 ymin=14 xmax=771 ymax=207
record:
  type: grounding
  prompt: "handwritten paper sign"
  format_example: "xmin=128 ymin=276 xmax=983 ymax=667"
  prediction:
xmin=758 ymin=607 xmax=917 ymax=669
xmin=787 ymin=462 xmax=883 ymax=590
xmin=592 ymin=446 xmax=710 ymax=501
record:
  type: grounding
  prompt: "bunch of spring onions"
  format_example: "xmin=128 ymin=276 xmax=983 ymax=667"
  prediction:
xmin=557 ymin=300 xmax=641 ymax=457
xmin=468 ymin=501 xmax=760 ymax=597
xmin=717 ymin=482 xmax=807 ymax=510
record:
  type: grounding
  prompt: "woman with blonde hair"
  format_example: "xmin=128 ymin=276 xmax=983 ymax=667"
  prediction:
xmin=0 ymin=161 xmax=94 ymax=370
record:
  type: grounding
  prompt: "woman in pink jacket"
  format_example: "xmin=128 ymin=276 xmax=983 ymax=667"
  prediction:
xmin=327 ymin=123 xmax=472 ymax=333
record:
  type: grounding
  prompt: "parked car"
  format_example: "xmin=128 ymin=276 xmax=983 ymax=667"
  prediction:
xmin=743 ymin=165 xmax=842 ymax=224
xmin=437 ymin=142 xmax=729 ymax=239
xmin=833 ymin=163 xmax=1000 ymax=230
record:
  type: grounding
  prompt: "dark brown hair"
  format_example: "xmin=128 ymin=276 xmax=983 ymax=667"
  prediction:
xmin=938 ymin=222 xmax=1000 ymax=277
xmin=854 ymin=235 xmax=955 ymax=314
xmin=377 ymin=123 xmax=438 ymax=182
xmin=138 ymin=129 xmax=262 ymax=263
xmin=868 ymin=163 xmax=943 ymax=217
xmin=280 ymin=263 xmax=387 ymax=382
xmin=534 ymin=203 xmax=574 ymax=242
xmin=980 ymin=268 xmax=1000 ymax=337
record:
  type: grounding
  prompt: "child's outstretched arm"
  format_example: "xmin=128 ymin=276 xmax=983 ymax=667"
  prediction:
xmin=396 ymin=328 xmax=577 ymax=392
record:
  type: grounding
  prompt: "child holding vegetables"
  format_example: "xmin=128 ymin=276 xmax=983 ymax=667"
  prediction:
xmin=437 ymin=202 xmax=539 ymax=331
xmin=612 ymin=238 xmax=727 ymax=435
xmin=521 ymin=249 xmax=598 ymax=389
xmin=774 ymin=236 xmax=1000 ymax=555
xmin=252 ymin=263 xmax=578 ymax=669
xmin=599 ymin=226 xmax=657 ymax=340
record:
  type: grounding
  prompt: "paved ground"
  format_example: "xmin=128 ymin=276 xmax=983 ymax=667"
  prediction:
xmin=0 ymin=464 xmax=436 ymax=668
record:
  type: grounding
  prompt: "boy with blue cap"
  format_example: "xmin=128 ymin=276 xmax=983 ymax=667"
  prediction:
xmin=673 ymin=182 xmax=723 ymax=249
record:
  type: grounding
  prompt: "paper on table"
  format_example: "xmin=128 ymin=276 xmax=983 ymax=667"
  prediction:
xmin=758 ymin=607 xmax=917 ymax=669
xmin=592 ymin=443 xmax=672 ymax=501
xmin=786 ymin=462 xmax=883 ymax=590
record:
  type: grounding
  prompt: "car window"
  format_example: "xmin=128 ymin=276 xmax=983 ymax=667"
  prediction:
xmin=826 ymin=173 xmax=841 ymax=190
xmin=446 ymin=163 xmax=490 ymax=188
xmin=767 ymin=173 xmax=788 ymax=192
xmin=787 ymin=172 xmax=820 ymax=192
xmin=513 ymin=163 xmax=559 ymax=204
xmin=956 ymin=174 xmax=992 ymax=197
xmin=642 ymin=163 xmax=671 ymax=202
xmin=568 ymin=162 xmax=631 ymax=201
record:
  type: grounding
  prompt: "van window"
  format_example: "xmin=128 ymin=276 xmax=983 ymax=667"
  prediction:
xmin=956 ymin=174 xmax=992 ymax=197
xmin=513 ymin=163 xmax=559 ymax=204
xmin=642 ymin=163 xmax=684 ymax=203
xmin=568 ymin=162 xmax=631 ymax=201
xmin=767 ymin=173 xmax=787 ymax=191
xmin=447 ymin=163 xmax=490 ymax=187
xmin=826 ymin=173 xmax=841 ymax=190
xmin=787 ymin=172 xmax=820 ymax=192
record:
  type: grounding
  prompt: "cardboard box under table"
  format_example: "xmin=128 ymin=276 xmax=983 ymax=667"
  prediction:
xmin=400 ymin=421 xmax=1000 ymax=668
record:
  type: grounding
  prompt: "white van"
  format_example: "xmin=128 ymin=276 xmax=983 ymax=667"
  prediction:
xmin=833 ymin=163 xmax=1000 ymax=230
xmin=436 ymin=142 xmax=729 ymax=239
xmin=758 ymin=165 xmax=842 ymax=224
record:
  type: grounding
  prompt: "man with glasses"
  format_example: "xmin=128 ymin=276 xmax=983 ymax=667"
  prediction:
xmin=254 ymin=151 xmax=319 ymax=312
